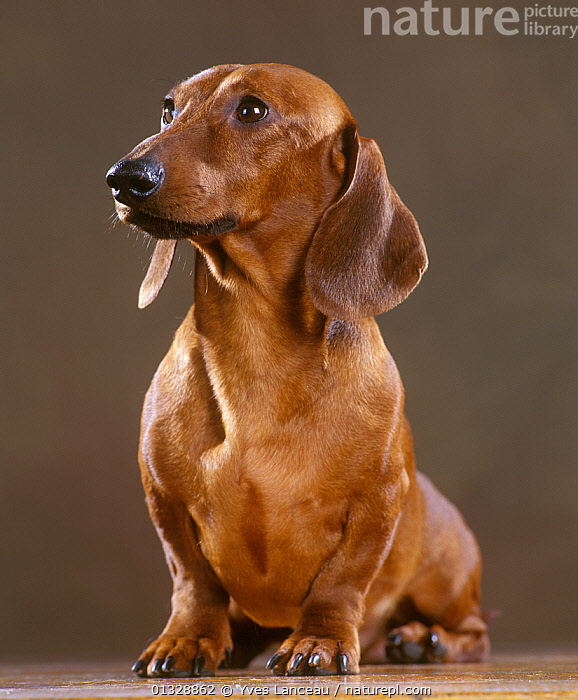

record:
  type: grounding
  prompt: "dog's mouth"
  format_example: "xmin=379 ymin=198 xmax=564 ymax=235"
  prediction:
xmin=122 ymin=207 xmax=238 ymax=241
xmin=117 ymin=207 xmax=238 ymax=309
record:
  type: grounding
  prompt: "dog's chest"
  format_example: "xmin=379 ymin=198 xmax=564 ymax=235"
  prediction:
xmin=189 ymin=439 xmax=349 ymax=626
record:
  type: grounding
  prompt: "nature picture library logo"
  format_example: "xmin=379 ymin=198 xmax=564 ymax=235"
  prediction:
xmin=364 ymin=1 xmax=578 ymax=38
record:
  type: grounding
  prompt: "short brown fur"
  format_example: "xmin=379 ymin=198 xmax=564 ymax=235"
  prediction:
xmin=107 ymin=63 xmax=489 ymax=678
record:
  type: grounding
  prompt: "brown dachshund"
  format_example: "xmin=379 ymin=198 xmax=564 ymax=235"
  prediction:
xmin=106 ymin=63 xmax=489 ymax=678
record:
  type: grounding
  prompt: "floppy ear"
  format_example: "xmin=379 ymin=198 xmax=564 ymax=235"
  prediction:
xmin=305 ymin=125 xmax=427 ymax=320
xmin=138 ymin=239 xmax=177 ymax=308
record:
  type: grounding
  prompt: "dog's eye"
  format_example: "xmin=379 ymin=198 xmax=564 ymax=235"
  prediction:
xmin=236 ymin=97 xmax=268 ymax=123
xmin=162 ymin=99 xmax=175 ymax=126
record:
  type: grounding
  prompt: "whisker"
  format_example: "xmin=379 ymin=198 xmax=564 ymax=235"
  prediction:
xmin=149 ymin=77 xmax=177 ymax=88
xmin=105 ymin=211 xmax=126 ymax=236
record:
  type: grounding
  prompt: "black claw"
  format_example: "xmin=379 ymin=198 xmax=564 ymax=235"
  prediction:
xmin=193 ymin=656 xmax=205 ymax=676
xmin=151 ymin=659 xmax=164 ymax=676
xmin=309 ymin=653 xmax=321 ymax=668
xmin=426 ymin=631 xmax=448 ymax=662
xmin=386 ymin=631 xmax=427 ymax=663
xmin=223 ymin=647 xmax=232 ymax=667
xmin=386 ymin=633 xmax=407 ymax=664
xmin=337 ymin=653 xmax=349 ymax=675
xmin=162 ymin=656 xmax=176 ymax=673
xmin=288 ymin=653 xmax=304 ymax=675
xmin=266 ymin=652 xmax=283 ymax=671
xmin=132 ymin=658 xmax=147 ymax=675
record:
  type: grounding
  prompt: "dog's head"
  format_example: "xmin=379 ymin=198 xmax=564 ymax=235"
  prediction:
xmin=107 ymin=63 xmax=427 ymax=317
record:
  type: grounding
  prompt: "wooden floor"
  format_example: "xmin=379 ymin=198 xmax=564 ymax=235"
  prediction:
xmin=0 ymin=653 xmax=576 ymax=699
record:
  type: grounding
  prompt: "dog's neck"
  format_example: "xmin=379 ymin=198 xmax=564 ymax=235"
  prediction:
xmin=191 ymin=235 xmax=331 ymax=434
xmin=193 ymin=231 xmax=325 ymax=336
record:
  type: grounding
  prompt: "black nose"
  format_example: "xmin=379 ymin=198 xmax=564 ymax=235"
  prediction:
xmin=106 ymin=158 xmax=164 ymax=205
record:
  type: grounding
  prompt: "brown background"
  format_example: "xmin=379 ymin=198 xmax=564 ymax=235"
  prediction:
xmin=1 ymin=0 xmax=576 ymax=661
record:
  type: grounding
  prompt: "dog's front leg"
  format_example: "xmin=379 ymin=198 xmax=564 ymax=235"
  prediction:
xmin=132 ymin=481 xmax=232 ymax=678
xmin=267 ymin=481 xmax=405 ymax=677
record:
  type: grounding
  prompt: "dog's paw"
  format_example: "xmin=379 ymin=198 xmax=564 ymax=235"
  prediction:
xmin=386 ymin=616 xmax=490 ymax=664
xmin=266 ymin=635 xmax=359 ymax=676
xmin=132 ymin=635 xmax=232 ymax=678
xmin=385 ymin=623 xmax=448 ymax=664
